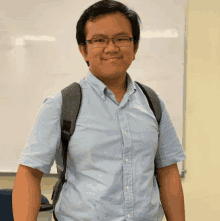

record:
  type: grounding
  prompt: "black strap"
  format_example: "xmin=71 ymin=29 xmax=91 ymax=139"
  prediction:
xmin=52 ymin=83 xmax=82 ymax=221
xmin=53 ymin=210 xmax=58 ymax=221
xmin=134 ymin=82 xmax=162 ymax=182
xmin=135 ymin=81 xmax=162 ymax=126
xmin=60 ymin=82 xmax=82 ymax=182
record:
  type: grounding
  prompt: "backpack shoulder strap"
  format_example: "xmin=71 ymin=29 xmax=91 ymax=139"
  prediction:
xmin=134 ymin=82 xmax=162 ymax=177
xmin=59 ymin=82 xmax=82 ymax=180
xmin=51 ymin=82 xmax=82 ymax=208
xmin=61 ymin=82 xmax=82 ymax=136
xmin=135 ymin=81 xmax=162 ymax=126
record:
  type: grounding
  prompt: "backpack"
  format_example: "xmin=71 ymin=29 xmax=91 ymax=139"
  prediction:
xmin=51 ymin=81 xmax=162 ymax=221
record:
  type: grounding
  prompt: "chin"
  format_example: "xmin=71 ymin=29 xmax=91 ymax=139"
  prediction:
xmin=91 ymin=63 xmax=127 ymax=75
xmin=102 ymin=67 xmax=124 ymax=74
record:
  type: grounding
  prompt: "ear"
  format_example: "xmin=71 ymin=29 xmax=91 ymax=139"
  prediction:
xmin=133 ymin=43 xmax=139 ymax=60
xmin=78 ymin=44 xmax=89 ymax=62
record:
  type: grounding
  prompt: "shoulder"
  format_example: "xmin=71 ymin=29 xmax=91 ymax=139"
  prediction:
xmin=36 ymin=92 xmax=63 ymax=120
xmin=155 ymin=93 xmax=166 ymax=112
xmin=154 ymin=93 xmax=172 ymax=129
xmin=43 ymin=91 xmax=62 ymax=106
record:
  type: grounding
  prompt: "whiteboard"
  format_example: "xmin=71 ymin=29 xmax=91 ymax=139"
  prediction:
xmin=0 ymin=0 xmax=187 ymax=176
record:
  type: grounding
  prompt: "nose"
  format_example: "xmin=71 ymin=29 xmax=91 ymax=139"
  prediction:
xmin=104 ymin=39 xmax=119 ymax=52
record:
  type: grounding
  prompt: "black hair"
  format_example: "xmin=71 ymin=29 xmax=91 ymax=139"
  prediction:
xmin=76 ymin=0 xmax=142 ymax=67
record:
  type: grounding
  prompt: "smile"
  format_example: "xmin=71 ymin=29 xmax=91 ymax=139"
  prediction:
xmin=104 ymin=58 xmax=121 ymax=61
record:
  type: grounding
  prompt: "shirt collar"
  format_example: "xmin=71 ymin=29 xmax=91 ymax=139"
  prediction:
xmin=85 ymin=69 xmax=137 ymax=100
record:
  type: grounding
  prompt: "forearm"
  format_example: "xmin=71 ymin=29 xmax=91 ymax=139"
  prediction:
xmin=12 ymin=170 xmax=41 ymax=221
xmin=158 ymin=175 xmax=185 ymax=221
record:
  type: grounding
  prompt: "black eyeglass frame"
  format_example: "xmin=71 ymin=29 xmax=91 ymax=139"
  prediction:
xmin=84 ymin=37 xmax=133 ymax=47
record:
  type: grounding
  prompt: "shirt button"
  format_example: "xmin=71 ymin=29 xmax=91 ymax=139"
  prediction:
xmin=127 ymin=186 xmax=129 ymax=190
xmin=126 ymin=159 xmax=128 ymax=162
xmin=128 ymin=214 xmax=130 ymax=218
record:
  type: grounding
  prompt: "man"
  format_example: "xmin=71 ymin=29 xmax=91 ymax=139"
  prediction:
xmin=13 ymin=0 xmax=186 ymax=220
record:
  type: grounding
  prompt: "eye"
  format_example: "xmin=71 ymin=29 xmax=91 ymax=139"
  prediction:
xmin=117 ymin=37 xmax=128 ymax=42
xmin=93 ymin=38 xmax=105 ymax=43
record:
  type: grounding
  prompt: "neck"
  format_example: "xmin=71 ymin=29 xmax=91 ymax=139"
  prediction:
xmin=105 ymin=74 xmax=128 ymax=93
xmin=90 ymin=68 xmax=128 ymax=93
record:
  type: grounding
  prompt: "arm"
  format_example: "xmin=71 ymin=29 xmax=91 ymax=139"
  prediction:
xmin=155 ymin=163 xmax=185 ymax=221
xmin=12 ymin=164 xmax=43 ymax=221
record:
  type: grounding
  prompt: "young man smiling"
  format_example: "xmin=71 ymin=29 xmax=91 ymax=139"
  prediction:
xmin=13 ymin=1 xmax=186 ymax=221
xmin=78 ymin=12 xmax=138 ymax=103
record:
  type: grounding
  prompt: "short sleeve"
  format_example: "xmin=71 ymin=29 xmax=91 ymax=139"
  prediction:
xmin=18 ymin=92 xmax=62 ymax=174
xmin=155 ymin=94 xmax=186 ymax=168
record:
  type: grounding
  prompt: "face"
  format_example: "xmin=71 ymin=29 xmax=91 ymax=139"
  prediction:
xmin=79 ymin=12 xmax=139 ymax=80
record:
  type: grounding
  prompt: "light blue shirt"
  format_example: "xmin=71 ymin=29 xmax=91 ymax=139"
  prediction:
xmin=19 ymin=69 xmax=186 ymax=221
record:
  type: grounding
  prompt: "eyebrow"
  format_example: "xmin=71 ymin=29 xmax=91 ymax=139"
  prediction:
xmin=91 ymin=32 xmax=130 ymax=38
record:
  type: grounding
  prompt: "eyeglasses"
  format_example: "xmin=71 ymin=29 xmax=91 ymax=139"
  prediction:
xmin=85 ymin=36 xmax=133 ymax=48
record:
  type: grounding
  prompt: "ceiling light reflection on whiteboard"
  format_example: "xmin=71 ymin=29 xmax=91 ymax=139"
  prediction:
xmin=141 ymin=29 xmax=178 ymax=39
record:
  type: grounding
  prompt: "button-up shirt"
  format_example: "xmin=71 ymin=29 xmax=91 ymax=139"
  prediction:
xmin=19 ymin=69 xmax=186 ymax=221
